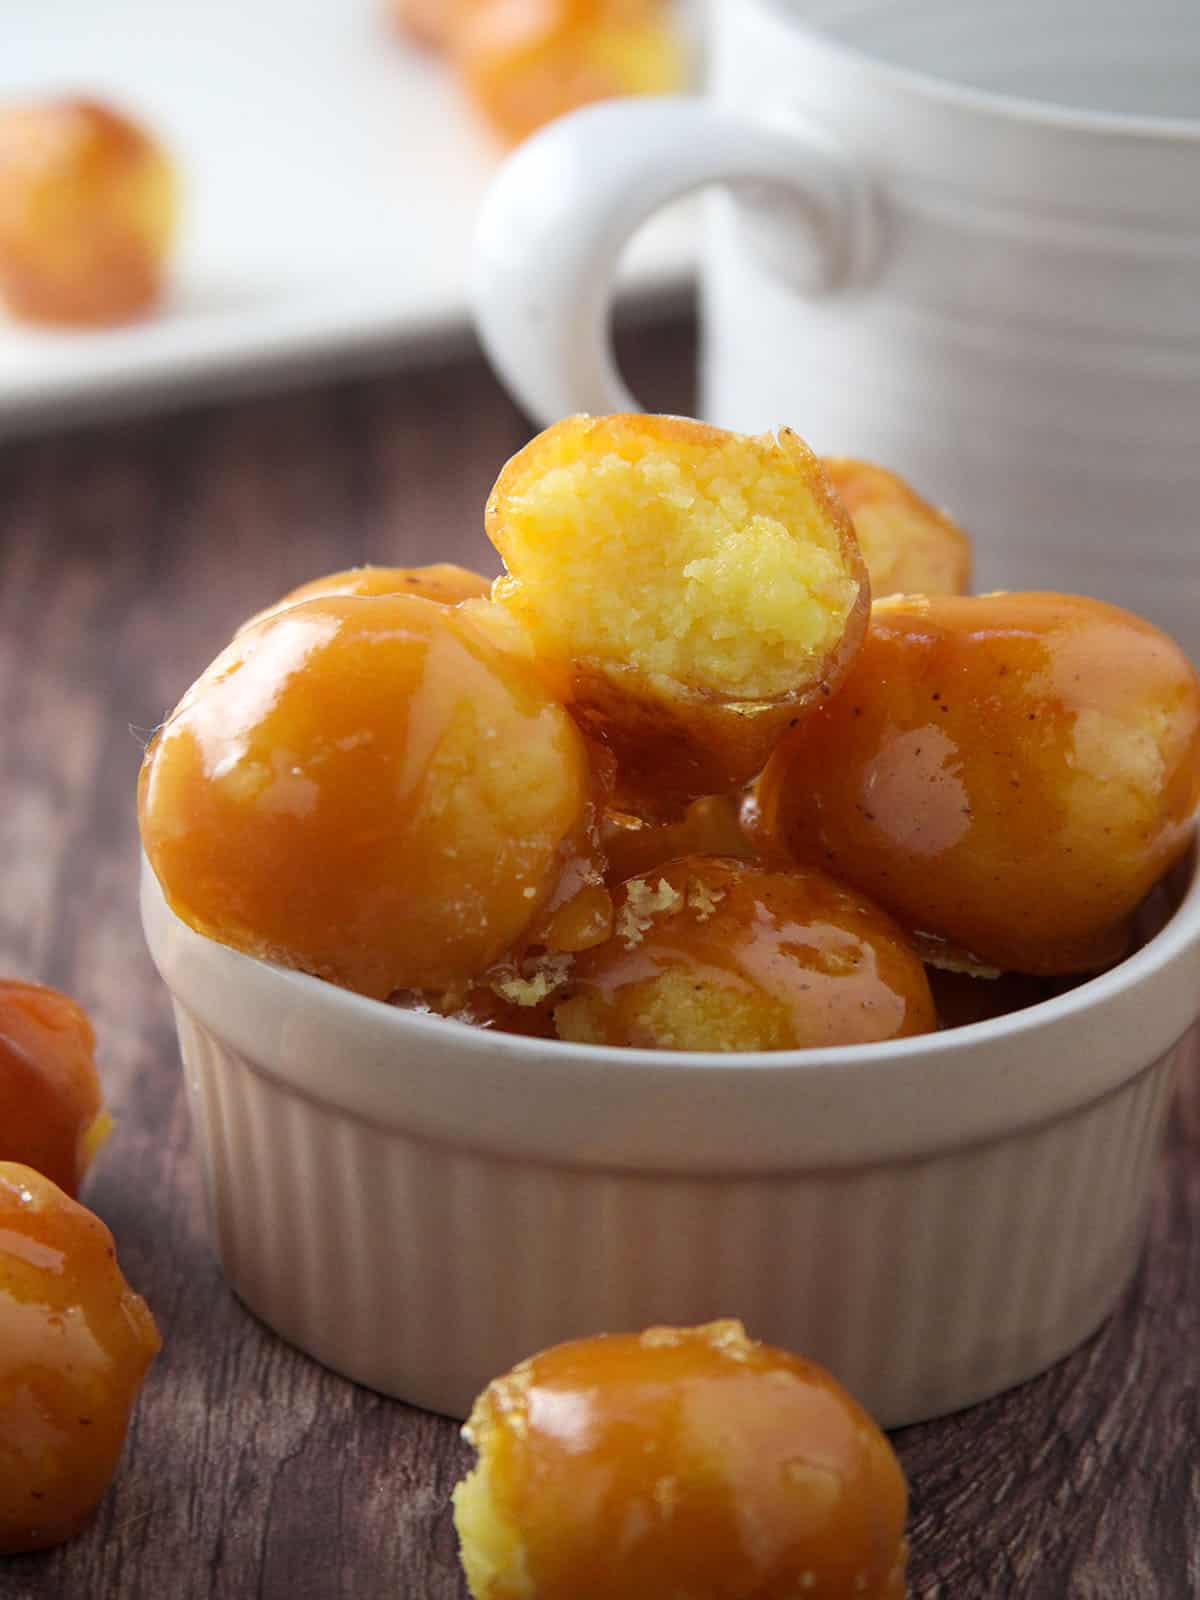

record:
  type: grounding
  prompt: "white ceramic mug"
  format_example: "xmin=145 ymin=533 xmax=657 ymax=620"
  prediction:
xmin=473 ymin=0 xmax=1200 ymax=656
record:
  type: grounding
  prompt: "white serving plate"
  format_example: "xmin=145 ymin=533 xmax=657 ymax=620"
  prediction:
xmin=0 ymin=0 xmax=694 ymax=436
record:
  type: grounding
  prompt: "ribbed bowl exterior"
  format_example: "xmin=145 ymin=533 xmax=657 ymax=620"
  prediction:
xmin=173 ymin=1002 xmax=1187 ymax=1426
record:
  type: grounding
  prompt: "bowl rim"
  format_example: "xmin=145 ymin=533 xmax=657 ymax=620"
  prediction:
xmin=145 ymin=840 xmax=1200 ymax=1072
xmin=142 ymin=840 xmax=1200 ymax=1172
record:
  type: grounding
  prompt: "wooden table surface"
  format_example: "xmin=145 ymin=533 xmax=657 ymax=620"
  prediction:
xmin=0 ymin=320 xmax=1196 ymax=1600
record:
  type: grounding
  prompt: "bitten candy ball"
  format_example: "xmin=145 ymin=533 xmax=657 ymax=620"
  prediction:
xmin=487 ymin=413 xmax=869 ymax=814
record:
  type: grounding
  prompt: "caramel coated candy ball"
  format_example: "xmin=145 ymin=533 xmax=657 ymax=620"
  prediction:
xmin=0 ymin=1163 xmax=160 ymax=1553
xmin=488 ymin=414 xmax=868 ymax=813
xmin=0 ymin=97 xmax=175 ymax=326
xmin=555 ymin=857 xmax=935 ymax=1051
xmin=0 ymin=980 xmax=111 ymax=1197
xmin=139 ymin=594 xmax=597 ymax=999
xmin=753 ymin=593 xmax=1200 ymax=975
xmin=824 ymin=458 xmax=971 ymax=598
xmin=453 ymin=1319 xmax=908 ymax=1600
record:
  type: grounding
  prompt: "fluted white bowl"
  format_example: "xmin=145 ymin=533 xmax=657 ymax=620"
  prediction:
xmin=141 ymin=845 xmax=1200 ymax=1425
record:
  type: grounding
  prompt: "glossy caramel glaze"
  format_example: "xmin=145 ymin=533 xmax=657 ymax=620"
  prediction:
xmin=824 ymin=458 xmax=971 ymax=598
xmin=0 ymin=1163 xmax=160 ymax=1553
xmin=752 ymin=593 xmax=1200 ymax=975
xmin=0 ymin=981 xmax=111 ymax=1198
xmin=453 ymin=0 xmax=687 ymax=147
xmin=554 ymin=857 xmax=935 ymax=1051
xmin=0 ymin=98 xmax=175 ymax=326
xmin=453 ymin=1319 xmax=908 ymax=1600
xmin=239 ymin=563 xmax=492 ymax=633
xmin=138 ymin=594 xmax=599 ymax=999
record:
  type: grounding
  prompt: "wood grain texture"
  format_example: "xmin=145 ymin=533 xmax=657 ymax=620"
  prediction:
xmin=0 ymin=321 xmax=1195 ymax=1600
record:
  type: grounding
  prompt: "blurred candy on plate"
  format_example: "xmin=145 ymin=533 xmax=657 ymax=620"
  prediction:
xmin=452 ymin=0 xmax=689 ymax=146
xmin=0 ymin=97 xmax=176 ymax=327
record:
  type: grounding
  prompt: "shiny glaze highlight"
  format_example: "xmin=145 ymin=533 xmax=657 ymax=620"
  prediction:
xmin=752 ymin=593 xmax=1200 ymax=975
xmin=455 ymin=1319 xmax=908 ymax=1599
xmin=555 ymin=856 xmax=935 ymax=1050
xmin=139 ymin=594 xmax=598 ymax=999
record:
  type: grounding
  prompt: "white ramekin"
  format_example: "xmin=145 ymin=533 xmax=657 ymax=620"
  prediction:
xmin=141 ymin=846 xmax=1200 ymax=1426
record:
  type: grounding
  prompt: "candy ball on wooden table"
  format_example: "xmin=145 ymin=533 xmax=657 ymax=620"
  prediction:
xmin=0 ymin=980 xmax=111 ymax=1198
xmin=554 ymin=856 xmax=936 ymax=1051
xmin=487 ymin=414 xmax=869 ymax=816
xmin=453 ymin=1319 xmax=909 ymax=1600
xmin=0 ymin=98 xmax=175 ymax=326
xmin=823 ymin=457 xmax=972 ymax=598
xmin=452 ymin=0 xmax=687 ymax=147
xmin=238 ymin=562 xmax=492 ymax=632
xmin=138 ymin=593 xmax=601 ymax=1000
xmin=752 ymin=592 xmax=1200 ymax=976
xmin=0 ymin=1163 xmax=160 ymax=1554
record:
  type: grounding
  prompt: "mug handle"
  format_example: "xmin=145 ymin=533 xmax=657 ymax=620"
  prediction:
xmin=472 ymin=96 xmax=877 ymax=426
